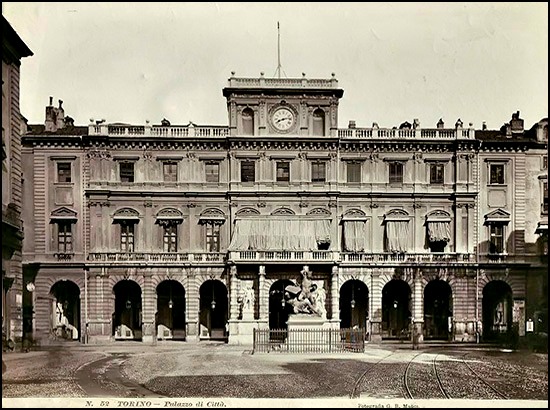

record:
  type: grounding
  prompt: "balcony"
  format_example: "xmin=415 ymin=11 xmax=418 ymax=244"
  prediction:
xmin=340 ymin=252 xmax=476 ymax=264
xmin=87 ymin=252 xmax=226 ymax=265
xmin=2 ymin=203 xmax=22 ymax=230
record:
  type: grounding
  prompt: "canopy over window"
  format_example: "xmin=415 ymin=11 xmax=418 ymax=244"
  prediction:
xmin=229 ymin=218 xmax=331 ymax=251
xmin=385 ymin=221 xmax=410 ymax=253
xmin=427 ymin=221 xmax=451 ymax=242
xmin=343 ymin=220 xmax=367 ymax=252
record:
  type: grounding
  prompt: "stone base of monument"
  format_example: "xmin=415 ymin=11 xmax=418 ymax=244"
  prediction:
xmin=286 ymin=314 xmax=332 ymax=351
xmin=228 ymin=319 xmax=267 ymax=345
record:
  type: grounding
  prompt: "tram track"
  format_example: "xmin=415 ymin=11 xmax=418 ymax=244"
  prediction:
xmin=350 ymin=351 xmax=394 ymax=399
xmin=460 ymin=352 xmax=508 ymax=400
xmin=403 ymin=351 xmax=448 ymax=400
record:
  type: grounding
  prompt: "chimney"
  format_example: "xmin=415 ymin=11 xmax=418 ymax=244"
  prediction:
xmin=510 ymin=110 xmax=524 ymax=134
xmin=482 ymin=121 xmax=487 ymax=130
xmin=44 ymin=97 xmax=67 ymax=132
xmin=348 ymin=120 xmax=356 ymax=129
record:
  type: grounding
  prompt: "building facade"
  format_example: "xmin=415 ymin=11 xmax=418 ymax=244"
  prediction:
xmin=2 ymin=16 xmax=33 ymax=348
xmin=21 ymin=73 xmax=548 ymax=345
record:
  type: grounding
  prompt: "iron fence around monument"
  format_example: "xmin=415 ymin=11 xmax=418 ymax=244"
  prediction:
xmin=252 ymin=327 xmax=365 ymax=353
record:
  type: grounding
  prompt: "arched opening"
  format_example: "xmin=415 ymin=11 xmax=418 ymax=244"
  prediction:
xmin=113 ymin=280 xmax=142 ymax=341
xmin=312 ymin=108 xmax=325 ymax=136
xmin=269 ymin=279 xmax=294 ymax=330
xmin=339 ymin=280 xmax=369 ymax=331
xmin=50 ymin=280 xmax=81 ymax=341
xmin=199 ymin=280 xmax=228 ymax=341
xmin=423 ymin=280 xmax=453 ymax=340
xmin=482 ymin=280 xmax=513 ymax=342
xmin=382 ymin=279 xmax=411 ymax=340
xmin=242 ymin=107 xmax=254 ymax=136
xmin=156 ymin=280 xmax=186 ymax=340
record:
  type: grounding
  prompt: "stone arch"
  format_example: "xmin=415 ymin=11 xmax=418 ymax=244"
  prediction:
xmin=49 ymin=279 xmax=82 ymax=341
xmin=112 ymin=278 xmax=143 ymax=340
xmin=378 ymin=268 xmax=414 ymax=289
xmin=479 ymin=272 xmax=524 ymax=298
xmin=198 ymin=279 xmax=229 ymax=340
xmin=420 ymin=268 xmax=458 ymax=299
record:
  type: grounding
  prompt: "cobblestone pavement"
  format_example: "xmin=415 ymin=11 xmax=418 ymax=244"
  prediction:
xmin=2 ymin=342 xmax=548 ymax=405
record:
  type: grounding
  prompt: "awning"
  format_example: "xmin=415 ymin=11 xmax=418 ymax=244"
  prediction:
xmin=385 ymin=220 xmax=410 ymax=253
xmin=229 ymin=218 xmax=331 ymax=251
xmin=343 ymin=220 xmax=367 ymax=252
xmin=427 ymin=221 xmax=451 ymax=242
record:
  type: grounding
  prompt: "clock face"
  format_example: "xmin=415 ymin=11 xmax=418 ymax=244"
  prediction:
xmin=272 ymin=107 xmax=295 ymax=131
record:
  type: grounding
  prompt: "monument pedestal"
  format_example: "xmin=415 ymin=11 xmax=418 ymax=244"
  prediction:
xmin=228 ymin=318 xmax=268 ymax=345
xmin=286 ymin=314 xmax=331 ymax=348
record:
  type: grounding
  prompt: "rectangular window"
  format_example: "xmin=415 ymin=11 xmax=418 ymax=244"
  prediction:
xmin=490 ymin=164 xmax=505 ymax=184
xmin=57 ymin=221 xmax=73 ymax=252
xmin=430 ymin=163 xmax=445 ymax=185
xmin=489 ymin=225 xmax=504 ymax=254
xmin=163 ymin=162 xmax=178 ymax=182
xmin=57 ymin=162 xmax=72 ymax=183
xmin=311 ymin=161 xmax=326 ymax=183
xmin=240 ymin=160 xmax=255 ymax=182
xmin=120 ymin=223 xmax=135 ymax=252
xmin=276 ymin=161 xmax=290 ymax=182
xmin=543 ymin=181 xmax=548 ymax=214
xmin=120 ymin=162 xmax=135 ymax=183
xmin=163 ymin=224 xmax=178 ymax=252
xmin=347 ymin=162 xmax=362 ymax=183
xmin=205 ymin=162 xmax=219 ymax=182
xmin=389 ymin=162 xmax=403 ymax=184
xmin=543 ymin=155 xmax=548 ymax=170
xmin=205 ymin=223 xmax=220 ymax=252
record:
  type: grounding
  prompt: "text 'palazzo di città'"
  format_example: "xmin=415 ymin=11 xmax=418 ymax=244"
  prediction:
xmin=19 ymin=72 xmax=548 ymax=346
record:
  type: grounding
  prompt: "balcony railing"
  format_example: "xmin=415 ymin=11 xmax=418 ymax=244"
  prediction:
xmin=227 ymin=76 xmax=338 ymax=89
xmin=229 ymin=250 xmax=335 ymax=262
xmin=340 ymin=252 xmax=476 ymax=264
xmin=87 ymin=252 xmax=226 ymax=264
xmin=89 ymin=124 xmax=230 ymax=138
xmin=85 ymin=251 xmax=533 ymax=265
xmin=338 ymin=127 xmax=474 ymax=140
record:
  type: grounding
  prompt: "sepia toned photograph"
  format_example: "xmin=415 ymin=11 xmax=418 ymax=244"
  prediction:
xmin=2 ymin=2 xmax=548 ymax=408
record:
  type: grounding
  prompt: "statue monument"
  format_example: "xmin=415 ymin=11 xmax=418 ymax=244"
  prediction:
xmin=284 ymin=268 xmax=327 ymax=321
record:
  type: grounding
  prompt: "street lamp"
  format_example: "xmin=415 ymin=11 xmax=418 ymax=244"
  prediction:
xmin=350 ymin=283 xmax=356 ymax=309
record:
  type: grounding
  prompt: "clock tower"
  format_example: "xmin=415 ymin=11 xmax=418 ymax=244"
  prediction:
xmin=222 ymin=71 xmax=344 ymax=137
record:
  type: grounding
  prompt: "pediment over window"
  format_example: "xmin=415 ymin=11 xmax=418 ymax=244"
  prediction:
xmin=384 ymin=209 xmax=410 ymax=222
xmin=235 ymin=208 xmax=260 ymax=216
xmin=342 ymin=208 xmax=367 ymax=221
xmin=156 ymin=208 xmax=183 ymax=220
xmin=426 ymin=210 xmax=451 ymax=222
xmin=484 ymin=208 xmax=511 ymax=224
xmin=113 ymin=207 xmax=140 ymax=220
xmin=272 ymin=207 xmax=295 ymax=215
xmin=199 ymin=208 xmax=226 ymax=224
xmin=50 ymin=207 xmax=78 ymax=220
xmin=306 ymin=208 xmax=331 ymax=216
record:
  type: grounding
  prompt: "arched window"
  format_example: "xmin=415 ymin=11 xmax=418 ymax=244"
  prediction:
xmin=312 ymin=108 xmax=325 ymax=136
xmin=242 ymin=108 xmax=254 ymax=136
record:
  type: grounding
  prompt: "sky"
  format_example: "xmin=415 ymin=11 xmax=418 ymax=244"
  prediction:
xmin=2 ymin=2 xmax=548 ymax=130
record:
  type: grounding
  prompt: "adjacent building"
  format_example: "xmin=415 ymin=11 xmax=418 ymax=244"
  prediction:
xmin=21 ymin=72 xmax=548 ymax=346
xmin=2 ymin=16 xmax=33 ymax=348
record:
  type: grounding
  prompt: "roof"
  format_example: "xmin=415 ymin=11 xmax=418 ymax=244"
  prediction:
xmin=2 ymin=16 xmax=33 ymax=63
xmin=27 ymin=124 xmax=89 ymax=136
